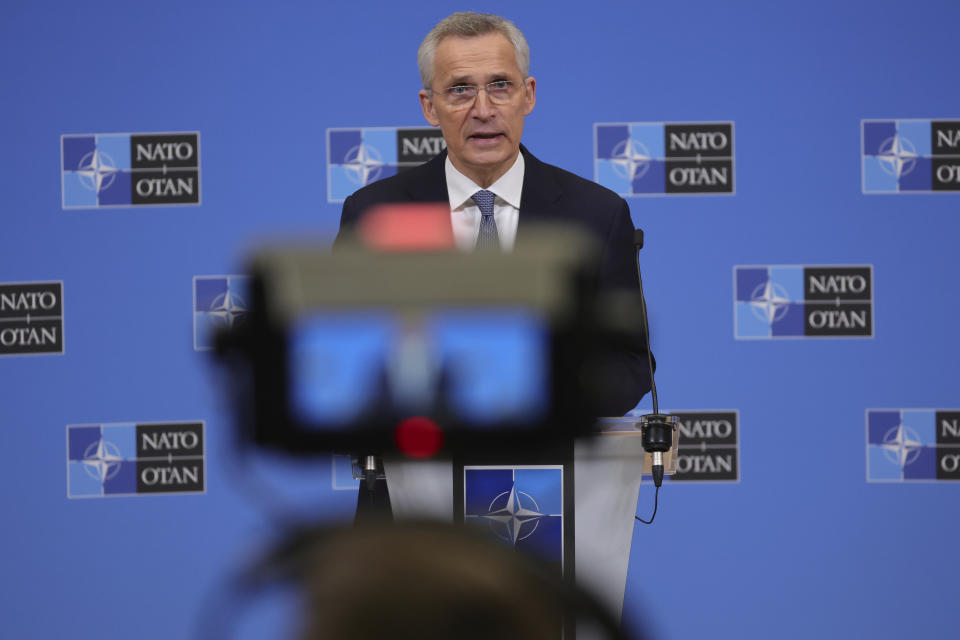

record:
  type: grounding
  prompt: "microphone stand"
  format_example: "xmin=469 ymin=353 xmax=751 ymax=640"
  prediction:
xmin=632 ymin=229 xmax=677 ymax=493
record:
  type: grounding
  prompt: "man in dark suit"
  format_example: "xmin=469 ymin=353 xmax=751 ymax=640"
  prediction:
xmin=336 ymin=11 xmax=652 ymax=417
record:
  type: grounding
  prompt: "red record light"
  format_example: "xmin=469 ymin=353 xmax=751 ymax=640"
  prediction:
xmin=394 ymin=416 xmax=445 ymax=458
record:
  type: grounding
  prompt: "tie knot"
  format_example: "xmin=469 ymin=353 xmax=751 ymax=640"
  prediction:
xmin=472 ymin=190 xmax=495 ymax=216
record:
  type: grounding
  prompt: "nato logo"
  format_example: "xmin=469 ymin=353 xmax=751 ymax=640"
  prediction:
xmin=61 ymin=132 xmax=201 ymax=208
xmin=595 ymin=122 xmax=734 ymax=196
xmin=67 ymin=422 xmax=205 ymax=497
xmin=327 ymin=127 xmax=446 ymax=202
xmin=862 ymin=119 xmax=960 ymax=193
xmin=734 ymin=265 xmax=874 ymax=339
xmin=193 ymin=275 xmax=249 ymax=351
xmin=0 ymin=281 xmax=63 ymax=356
xmin=671 ymin=411 xmax=740 ymax=482
xmin=464 ymin=466 xmax=563 ymax=570
xmin=867 ymin=410 xmax=960 ymax=482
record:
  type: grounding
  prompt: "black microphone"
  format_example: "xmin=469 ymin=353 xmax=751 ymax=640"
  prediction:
xmin=632 ymin=228 xmax=676 ymax=491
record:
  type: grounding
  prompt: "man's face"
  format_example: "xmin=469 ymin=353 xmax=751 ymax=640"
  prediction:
xmin=419 ymin=32 xmax=536 ymax=187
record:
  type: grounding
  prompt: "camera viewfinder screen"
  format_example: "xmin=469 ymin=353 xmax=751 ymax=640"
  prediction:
xmin=289 ymin=308 xmax=549 ymax=429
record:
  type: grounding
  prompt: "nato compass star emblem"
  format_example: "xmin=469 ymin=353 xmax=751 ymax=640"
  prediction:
xmin=877 ymin=135 xmax=918 ymax=178
xmin=75 ymin=150 xmax=118 ymax=193
xmin=82 ymin=439 xmax=124 ymax=482
xmin=194 ymin=276 xmax=251 ymax=351
xmin=343 ymin=144 xmax=384 ymax=186
xmin=481 ymin=485 xmax=545 ymax=544
xmin=881 ymin=424 xmax=924 ymax=468
xmin=610 ymin=139 xmax=652 ymax=181
xmin=750 ymin=281 xmax=791 ymax=323
xmin=208 ymin=290 xmax=247 ymax=329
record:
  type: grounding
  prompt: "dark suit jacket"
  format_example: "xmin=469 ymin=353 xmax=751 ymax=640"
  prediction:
xmin=335 ymin=145 xmax=653 ymax=416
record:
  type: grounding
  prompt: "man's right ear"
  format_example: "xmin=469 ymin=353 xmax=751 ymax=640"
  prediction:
xmin=419 ymin=90 xmax=440 ymax=127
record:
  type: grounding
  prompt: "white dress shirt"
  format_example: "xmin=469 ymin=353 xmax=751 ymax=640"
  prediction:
xmin=444 ymin=152 xmax=524 ymax=251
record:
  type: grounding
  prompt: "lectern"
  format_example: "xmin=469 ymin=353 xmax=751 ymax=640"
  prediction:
xmin=383 ymin=416 xmax=678 ymax=625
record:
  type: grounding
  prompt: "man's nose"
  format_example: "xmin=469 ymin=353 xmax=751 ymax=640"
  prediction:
xmin=470 ymin=88 xmax=495 ymax=118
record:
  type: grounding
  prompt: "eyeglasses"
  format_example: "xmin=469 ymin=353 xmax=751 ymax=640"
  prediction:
xmin=430 ymin=80 xmax=521 ymax=108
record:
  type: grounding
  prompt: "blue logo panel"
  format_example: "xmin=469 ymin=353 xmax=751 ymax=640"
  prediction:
xmin=861 ymin=119 xmax=960 ymax=193
xmin=734 ymin=265 xmax=802 ymax=338
xmin=735 ymin=268 xmax=767 ymax=302
xmin=630 ymin=123 xmax=666 ymax=158
xmin=594 ymin=121 xmax=735 ymax=196
xmin=734 ymin=265 xmax=873 ymax=339
xmin=866 ymin=409 xmax=960 ymax=482
xmin=67 ymin=422 xmax=205 ymax=497
xmin=595 ymin=123 xmax=663 ymax=196
xmin=62 ymin=134 xmax=132 ymax=208
xmin=61 ymin=132 xmax=201 ymax=208
xmin=464 ymin=466 xmax=564 ymax=569
xmin=67 ymin=424 xmax=137 ymax=497
xmin=596 ymin=124 xmax=629 ymax=159
xmin=326 ymin=126 xmax=444 ymax=202
xmin=862 ymin=121 xmax=896 ymax=155
xmin=632 ymin=159 xmax=665 ymax=194
xmin=193 ymin=276 xmax=250 ymax=351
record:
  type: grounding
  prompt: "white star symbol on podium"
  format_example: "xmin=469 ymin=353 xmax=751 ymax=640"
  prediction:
xmin=208 ymin=290 xmax=247 ymax=328
xmin=482 ymin=486 xmax=544 ymax=544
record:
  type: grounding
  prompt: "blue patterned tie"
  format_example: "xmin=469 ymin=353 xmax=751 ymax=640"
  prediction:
xmin=472 ymin=190 xmax=499 ymax=250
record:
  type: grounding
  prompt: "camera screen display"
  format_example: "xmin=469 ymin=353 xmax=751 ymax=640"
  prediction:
xmin=288 ymin=308 xmax=549 ymax=429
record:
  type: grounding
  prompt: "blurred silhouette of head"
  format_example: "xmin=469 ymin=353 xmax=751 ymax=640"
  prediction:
xmin=297 ymin=521 xmax=626 ymax=640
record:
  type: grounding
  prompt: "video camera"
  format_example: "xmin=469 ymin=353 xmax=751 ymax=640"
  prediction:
xmin=214 ymin=208 xmax=647 ymax=459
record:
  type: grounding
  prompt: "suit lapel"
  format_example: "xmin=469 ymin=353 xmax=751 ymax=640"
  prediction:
xmin=405 ymin=150 xmax=449 ymax=203
xmin=517 ymin=145 xmax=563 ymax=242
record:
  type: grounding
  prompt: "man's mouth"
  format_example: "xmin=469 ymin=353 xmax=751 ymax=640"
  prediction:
xmin=469 ymin=132 xmax=503 ymax=140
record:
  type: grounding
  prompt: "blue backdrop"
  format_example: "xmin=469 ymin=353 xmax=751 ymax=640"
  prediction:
xmin=1 ymin=1 xmax=957 ymax=638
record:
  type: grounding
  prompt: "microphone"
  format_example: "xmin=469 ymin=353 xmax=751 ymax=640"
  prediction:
xmin=363 ymin=455 xmax=379 ymax=491
xmin=632 ymin=229 xmax=677 ymax=491
xmin=639 ymin=413 xmax=676 ymax=488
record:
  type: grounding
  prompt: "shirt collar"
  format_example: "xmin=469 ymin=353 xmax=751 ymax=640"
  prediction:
xmin=445 ymin=151 xmax=525 ymax=210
